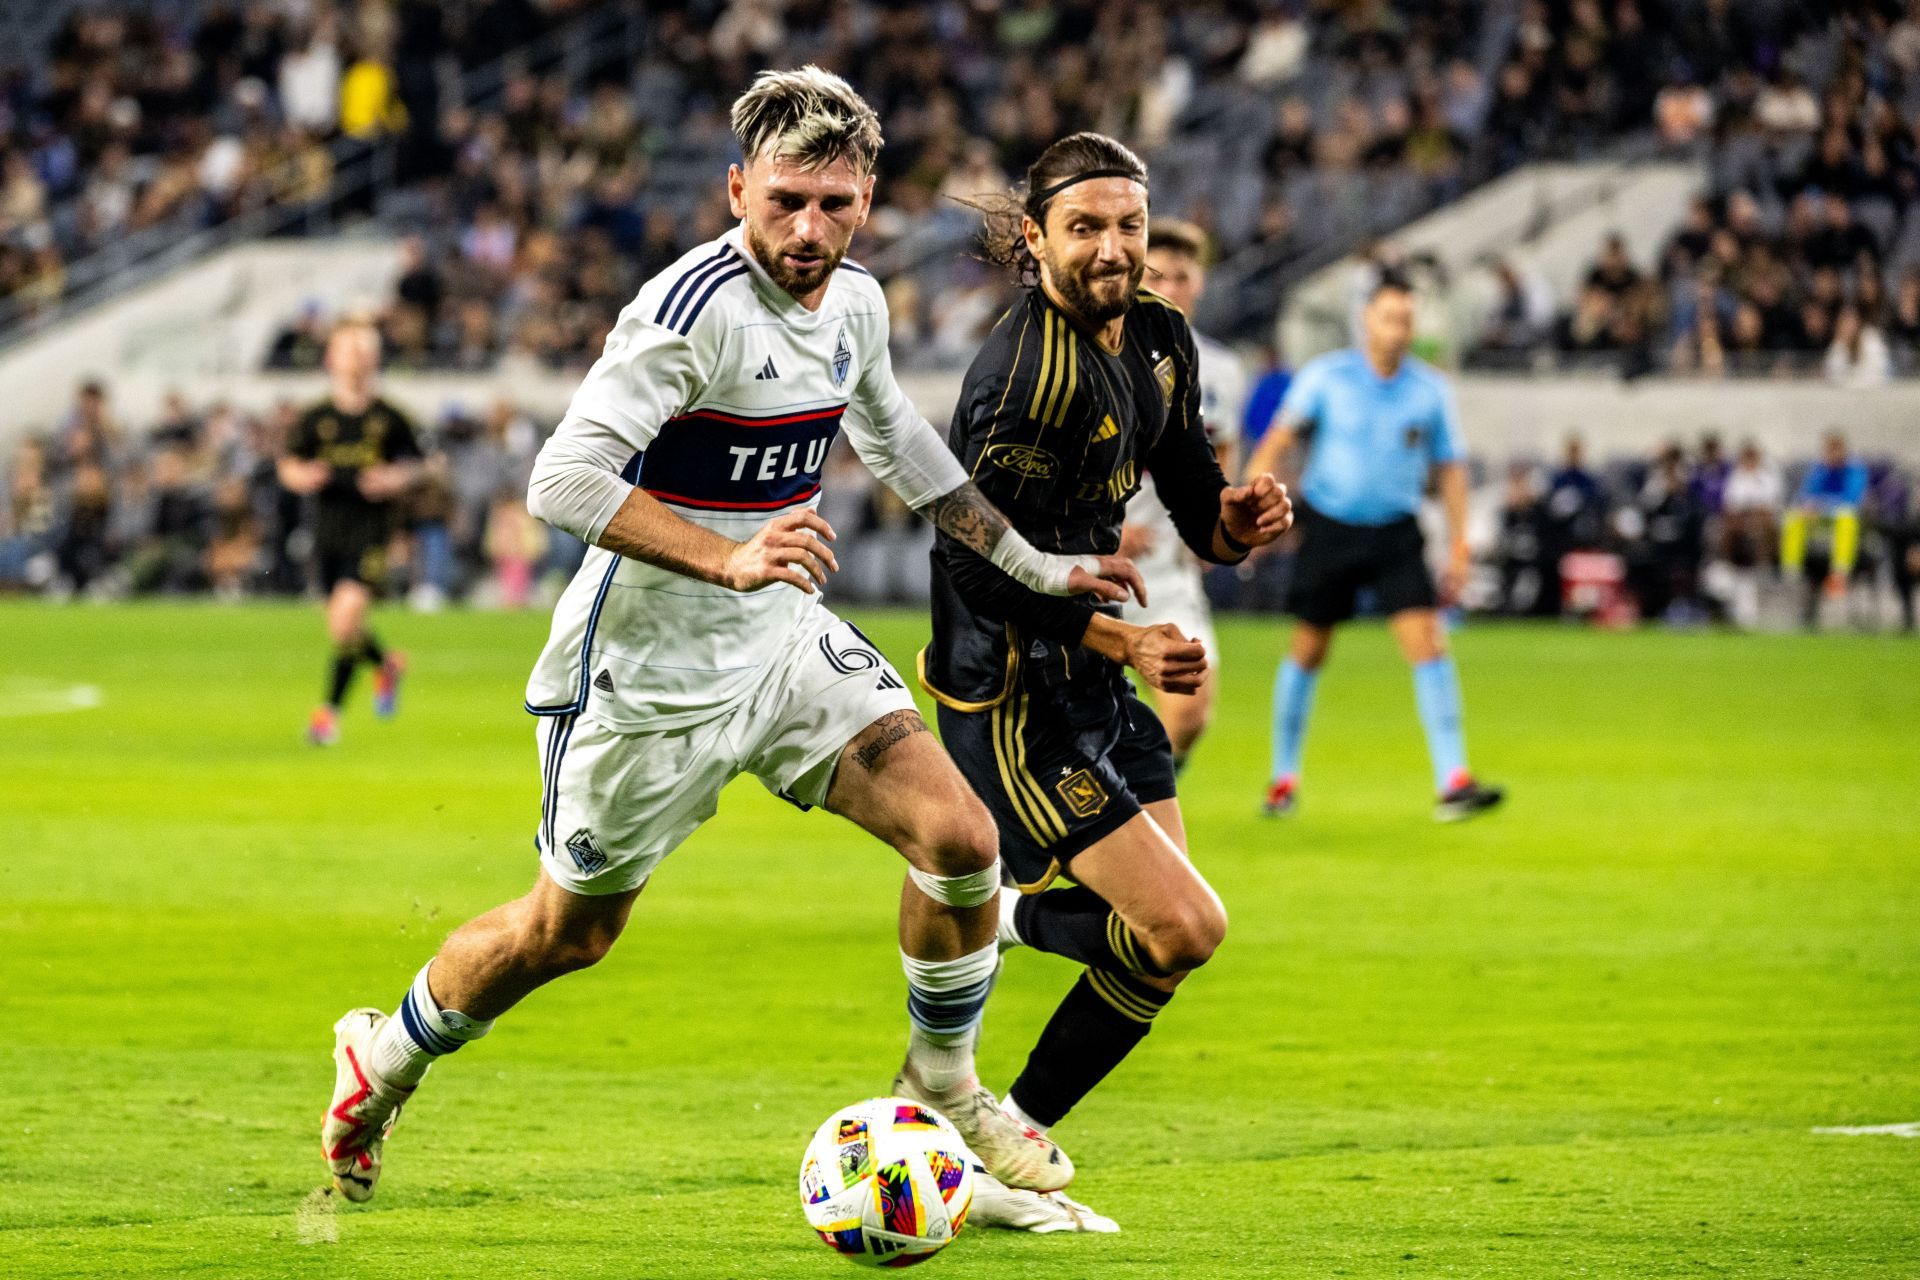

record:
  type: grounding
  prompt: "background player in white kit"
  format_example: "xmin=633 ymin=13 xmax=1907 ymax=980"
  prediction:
xmin=1119 ymin=220 xmax=1248 ymax=771
xmin=319 ymin=67 xmax=1145 ymax=1205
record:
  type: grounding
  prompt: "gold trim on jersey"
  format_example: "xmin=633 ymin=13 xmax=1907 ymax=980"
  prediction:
xmin=1014 ymin=857 xmax=1063 ymax=894
xmin=916 ymin=639 xmax=1018 ymax=713
xmin=1134 ymin=286 xmax=1180 ymax=311
xmin=1028 ymin=307 xmax=1080 ymax=431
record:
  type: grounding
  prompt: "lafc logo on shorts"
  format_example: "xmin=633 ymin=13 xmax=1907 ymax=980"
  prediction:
xmin=1054 ymin=768 xmax=1109 ymax=819
xmin=566 ymin=828 xmax=607 ymax=875
xmin=986 ymin=443 xmax=1060 ymax=479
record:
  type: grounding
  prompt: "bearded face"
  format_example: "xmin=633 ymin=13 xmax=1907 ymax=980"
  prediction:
xmin=1028 ymin=177 xmax=1149 ymax=327
xmin=728 ymin=154 xmax=873 ymax=306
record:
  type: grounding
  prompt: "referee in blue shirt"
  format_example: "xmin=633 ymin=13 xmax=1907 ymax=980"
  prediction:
xmin=1243 ymin=276 xmax=1503 ymax=821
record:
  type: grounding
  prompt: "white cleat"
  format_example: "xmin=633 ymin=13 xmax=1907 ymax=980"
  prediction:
xmin=996 ymin=888 xmax=1025 ymax=952
xmin=966 ymin=1164 xmax=1120 ymax=1233
xmin=322 ymin=1008 xmax=413 ymax=1203
xmin=892 ymin=1068 xmax=1074 ymax=1192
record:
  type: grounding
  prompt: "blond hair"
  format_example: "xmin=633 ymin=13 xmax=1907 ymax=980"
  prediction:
xmin=730 ymin=66 xmax=883 ymax=174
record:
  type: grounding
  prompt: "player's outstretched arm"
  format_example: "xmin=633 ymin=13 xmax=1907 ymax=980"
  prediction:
xmin=1080 ymin=614 xmax=1207 ymax=694
xmin=916 ymin=480 xmax=1144 ymax=605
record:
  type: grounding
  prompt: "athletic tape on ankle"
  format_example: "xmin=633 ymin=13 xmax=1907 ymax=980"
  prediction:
xmin=907 ymin=860 xmax=1002 ymax=908
xmin=403 ymin=963 xmax=493 ymax=1052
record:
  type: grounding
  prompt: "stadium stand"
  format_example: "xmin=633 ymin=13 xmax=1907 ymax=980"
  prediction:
xmin=3 ymin=0 xmax=1919 ymax=633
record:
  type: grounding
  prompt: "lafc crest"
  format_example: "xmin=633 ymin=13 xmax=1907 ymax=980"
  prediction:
xmin=1151 ymin=355 xmax=1176 ymax=405
xmin=1055 ymin=767 xmax=1110 ymax=819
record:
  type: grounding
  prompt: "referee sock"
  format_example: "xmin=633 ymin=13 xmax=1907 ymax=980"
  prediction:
xmin=1412 ymin=656 xmax=1470 ymax=793
xmin=371 ymin=962 xmax=494 ymax=1088
xmin=1272 ymin=659 xmax=1318 ymax=782
xmin=359 ymin=631 xmax=386 ymax=666
xmin=1008 ymin=968 xmax=1173 ymax=1128
xmin=1012 ymin=886 xmax=1170 ymax=978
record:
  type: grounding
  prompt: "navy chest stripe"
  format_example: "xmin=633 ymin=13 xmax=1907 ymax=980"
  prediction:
xmin=636 ymin=403 xmax=846 ymax=512
xmin=654 ymin=246 xmax=734 ymax=326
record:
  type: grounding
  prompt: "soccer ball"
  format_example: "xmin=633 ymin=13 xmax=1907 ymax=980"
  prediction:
xmin=798 ymin=1096 xmax=975 ymax=1267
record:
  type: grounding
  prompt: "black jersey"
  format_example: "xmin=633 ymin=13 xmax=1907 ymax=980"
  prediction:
xmin=924 ymin=286 xmax=1232 ymax=710
xmin=287 ymin=397 xmax=422 ymax=548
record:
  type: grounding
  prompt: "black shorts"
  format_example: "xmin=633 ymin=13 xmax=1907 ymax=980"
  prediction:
xmin=315 ymin=536 xmax=388 ymax=593
xmin=937 ymin=676 xmax=1176 ymax=893
xmin=1286 ymin=502 xmax=1436 ymax=626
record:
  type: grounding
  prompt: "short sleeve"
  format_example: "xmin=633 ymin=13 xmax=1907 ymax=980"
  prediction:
xmin=1276 ymin=358 xmax=1326 ymax=430
xmin=1429 ymin=376 xmax=1463 ymax=464
xmin=287 ymin=410 xmax=320 ymax=459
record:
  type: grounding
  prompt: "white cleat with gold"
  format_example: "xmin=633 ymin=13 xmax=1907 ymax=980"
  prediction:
xmin=891 ymin=1067 xmax=1074 ymax=1192
xmin=966 ymin=1164 xmax=1120 ymax=1233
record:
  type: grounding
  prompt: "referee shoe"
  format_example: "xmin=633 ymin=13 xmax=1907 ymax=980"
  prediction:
xmin=1435 ymin=777 xmax=1505 ymax=823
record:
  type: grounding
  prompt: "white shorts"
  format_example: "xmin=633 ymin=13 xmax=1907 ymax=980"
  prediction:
xmin=534 ymin=616 xmax=916 ymax=895
xmin=1121 ymin=565 xmax=1218 ymax=668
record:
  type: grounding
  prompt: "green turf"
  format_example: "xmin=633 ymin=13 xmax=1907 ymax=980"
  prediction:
xmin=1 ymin=601 xmax=1915 ymax=1278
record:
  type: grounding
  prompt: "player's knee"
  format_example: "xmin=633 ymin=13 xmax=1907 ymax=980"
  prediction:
xmin=1144 ymin=900 xmax=1227 ymax=974
xmin=915 ymin=794 xmax=998 ymax=878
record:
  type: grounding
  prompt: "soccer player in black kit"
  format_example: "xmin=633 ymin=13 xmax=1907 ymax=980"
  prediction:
xmin=908 ymin=133 xmax=1293 ymax=1230
xmin=277 ymin=321 xmax=422 ymax=745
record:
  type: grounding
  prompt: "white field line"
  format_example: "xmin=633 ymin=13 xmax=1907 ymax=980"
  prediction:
xmin=1810 ymin=1122 xmax=1920 ymax=1138
xmin=0 ymin=680 xmax=103 ymax=716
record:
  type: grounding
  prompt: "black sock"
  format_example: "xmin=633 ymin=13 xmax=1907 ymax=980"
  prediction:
xmin=1013 ymin=886 xmax=1168 ymax=977
xmin=327 ymin=652 xmax=358 ymax=709
xmin=359 ymin=631 xmax=385 ymax=665
xmin=1009 ymin=968 xmax=1173 ymax=1127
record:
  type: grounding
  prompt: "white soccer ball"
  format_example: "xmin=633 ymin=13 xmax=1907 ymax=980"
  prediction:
xmin=798 ymin=1096 xmax=976 ymax=1268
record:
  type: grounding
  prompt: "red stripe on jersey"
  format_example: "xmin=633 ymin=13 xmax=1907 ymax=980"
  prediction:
xmin=665 ymin=404 xmax=848 ymax=429
xmin=644 ymin=484 xmax=822 ymax=511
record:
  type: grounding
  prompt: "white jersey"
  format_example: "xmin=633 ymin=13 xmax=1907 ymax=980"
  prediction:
xmin=525 ymin=226 xmax=958 ymax=732
xmin=1127 ymin=330 xmax=1249 ymax=580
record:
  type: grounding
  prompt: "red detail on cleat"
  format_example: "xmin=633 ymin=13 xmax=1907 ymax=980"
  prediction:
xmin=324 ymin=1043 xmax=375 ymax=1162
xmin=1443 ymin=768 xmax=1474 ymax=796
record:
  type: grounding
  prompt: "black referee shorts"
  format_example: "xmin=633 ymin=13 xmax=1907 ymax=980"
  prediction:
xmin=1286 ymin=501 xmax=1437 ymax=627
xmin=937 ymin=678 xmax=1176 ymax=893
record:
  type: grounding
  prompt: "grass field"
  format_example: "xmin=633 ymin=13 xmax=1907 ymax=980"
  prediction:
xmin=1 ymin=601 xmax=1916 ymax=1279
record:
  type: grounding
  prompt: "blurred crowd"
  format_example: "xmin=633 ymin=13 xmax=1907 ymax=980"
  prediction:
xmin=1478 ymin=429 xmax=1920 ymax=629
xmin=0 ymin=378 xmax=585 ymax=607
xmin=1477 ymin=1 xmax=1920 ymax=379
xmin=6 ymin=377 xmax=1916 ymax=635
xmin=0 ymin=0 xmax=572 ymax=319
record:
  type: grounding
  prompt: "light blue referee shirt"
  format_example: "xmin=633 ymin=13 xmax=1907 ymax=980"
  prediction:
xmin=1277 ymin=348 xmax=1463 ymax=526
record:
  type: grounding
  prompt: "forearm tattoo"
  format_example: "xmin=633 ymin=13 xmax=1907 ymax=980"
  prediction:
xmin=853 ymin=709 xmax=929 ymax=772
xmin=918 ymin=481 xmax=1009 ymax=558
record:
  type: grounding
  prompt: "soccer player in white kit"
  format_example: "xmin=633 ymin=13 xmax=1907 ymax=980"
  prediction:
xmin=320 ymin=67 xmax=1144 ymax=1206
xmin=1119 ymin=220 xmax=1248 ymax=771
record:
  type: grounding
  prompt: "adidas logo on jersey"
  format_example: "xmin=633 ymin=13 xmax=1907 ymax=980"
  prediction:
xmin=1094 ymin=415 xmax=1119 ymax=441
xmin=754 ymin=356 xmax=780 ymax=380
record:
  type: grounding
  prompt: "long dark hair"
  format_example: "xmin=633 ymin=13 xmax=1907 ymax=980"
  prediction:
xmin=964 ymin=132 xmax=1149 ymax=285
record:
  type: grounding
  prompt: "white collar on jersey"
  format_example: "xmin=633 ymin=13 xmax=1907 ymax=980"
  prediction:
xmin=724 ymin=223 xmax=858 ymax=331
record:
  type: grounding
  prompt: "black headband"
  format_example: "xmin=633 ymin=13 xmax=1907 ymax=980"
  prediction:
xmin=1029 ymin=167 xmax=1148 ymax=209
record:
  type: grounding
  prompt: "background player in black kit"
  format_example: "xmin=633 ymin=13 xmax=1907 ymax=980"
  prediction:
xmin=277 ymin=321 xmax=422 ymax=745
xmin=912 ymin=133 xmax=1293 ymax=1229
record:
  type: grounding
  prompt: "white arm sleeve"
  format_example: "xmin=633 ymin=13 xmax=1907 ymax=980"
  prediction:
xmin=524 ymin=298 xmax=708 ymax=544
xmin=842 ymin=307 xmax=968 ymax=508
xmin=526 ymin=414 xmax=639 ymax=544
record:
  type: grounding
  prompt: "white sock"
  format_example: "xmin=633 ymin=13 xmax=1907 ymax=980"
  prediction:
xmin=901 ymin=942 xmax=999 ymax=1094
xmin=1002 ymin=1094 xmax=1050 ymax=1136
xmin=372 ymin=962 xmax=493 ymax=1088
